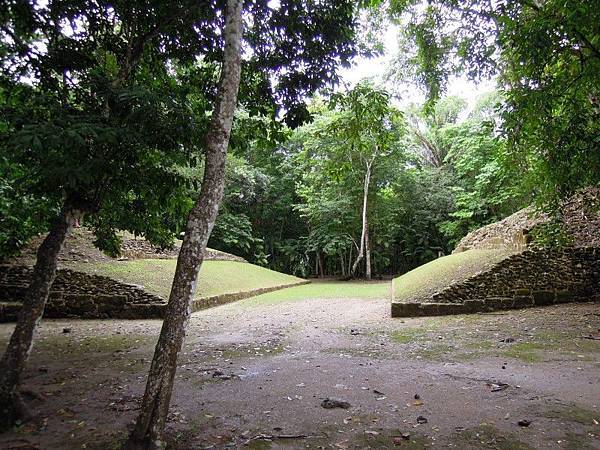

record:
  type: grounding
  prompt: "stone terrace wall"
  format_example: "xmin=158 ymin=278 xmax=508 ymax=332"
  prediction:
xmin=393 ymin=188 xmax=600 ymax=318
xmin=454 ymin=187 xmax=600 ymax=253
xmin=0 ymin=265 xmax=166 ymax=322
xmin=453 ymin=207 xmax=546 ymax=253
xmin=0 ymin=265 xmax=309 ymax=322
xmin=433 ymin=247 xmax=599 ymax=303
xmin=392 ymin=247 xmax=600 ymax=317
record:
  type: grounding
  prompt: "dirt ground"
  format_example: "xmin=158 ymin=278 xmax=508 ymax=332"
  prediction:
xmin=0 ymin=282 xmax=598 ymax=449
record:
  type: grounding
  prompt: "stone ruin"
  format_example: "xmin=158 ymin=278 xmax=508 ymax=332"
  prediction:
xmin=392 ymin=187 xmax=600 ymax=317
xmin=0 ymin=264 xmax=308 ymax=322
xmin=0 ymin=265 xmax=165 ymax=321
xmin=0 ymin=228 xmax=256 ymax=322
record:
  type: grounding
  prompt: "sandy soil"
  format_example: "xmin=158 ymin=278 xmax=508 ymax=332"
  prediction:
xmin=0 ymin=283 xmax=598 ymax=449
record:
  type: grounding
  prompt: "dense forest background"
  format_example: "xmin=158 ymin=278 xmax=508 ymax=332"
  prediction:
xmin=208 ymin=87 xmax=525 ymax=278
xmin=1 ymin=0 xmax=598 ymax=280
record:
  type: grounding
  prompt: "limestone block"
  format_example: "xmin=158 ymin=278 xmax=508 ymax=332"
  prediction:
xmin=554 ymin=289 xmax=571 ymax=303
xmin=513 ymin=296 xmax=534 ymax=309
xmin=391 ymin=302 xmax=422 ymax=318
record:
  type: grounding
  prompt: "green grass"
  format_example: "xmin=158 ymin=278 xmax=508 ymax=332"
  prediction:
xmin=390 ymin=327 xmax=428 ymax=344
xmin=393 ymin=249 xmax=512 ymax=302
xmin=83 ymin=259 xmax=304 ymax=300
xmin=501 ymin=342 xmax=545 ymax=363
xmin=241 ymin=280 xmax=390 ymax=306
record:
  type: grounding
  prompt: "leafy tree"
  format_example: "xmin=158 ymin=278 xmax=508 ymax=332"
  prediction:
xmin=208 ymin=154 xmax=269 ymax=264
xmin=0 ymin=0 xmax=365 ymax=441
xmin=439 ymin=115 xmax=524 ymax=242
xmin=0 ymin=0 xmax=208 ymax=430
xmin=294 ymin=83 xmax=406 ymax=279
xmin=374 ymin=167 xmax=456 ymax=272
xmin=385 ymin=0 xmax=600 ymax=203
xmin=128 ymin=1 xmax=366 ymax=447
xmin=405 ymin=96 xmax=467 ymax=167
xmin=0 ymin=156 xmax=56 ymax=259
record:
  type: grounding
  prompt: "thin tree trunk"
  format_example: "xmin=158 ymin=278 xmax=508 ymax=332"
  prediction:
xmin=365 ymin=220 xmax=371 ymax=280
xmin=347 ymin=245 xmax=353 ymax=277
xmin=126 ymin=1 xmax=243 ymax=448
xmin=350 ymin=160 xmax=372 ymax=277
xmin=318 ymin=252 xmax=325 ymax=278
xmin=0 ymin=206 xmax=77 ymax=431
xmin=340 ymin=253 xmax=346 ymax=278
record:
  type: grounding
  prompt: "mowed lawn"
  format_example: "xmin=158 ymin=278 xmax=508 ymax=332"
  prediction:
xmin=242 ymin=280 xmax=391 ymax=306
xmin=393 ymin=249 xmax=512 ymax=303
xmin=84 ymin=259 xmax=304 ymax=300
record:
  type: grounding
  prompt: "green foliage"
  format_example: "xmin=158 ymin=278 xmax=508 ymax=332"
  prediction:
xmin=387 ymin=0 xmax=600 ymax=204
xmin=292 ymin=83 xmax=406 ymax=277
xmin=385 ymin=167 xmax=457 ymax=272
xmin=440 ymin=115 xmax=524 ymax=243
xmin=405 ymin=96 xmax=468 ymax=167
xmin=0 ymin=0 xmax=365 ymax=257
xmin=212 ymin=88 xmax=523 ymax=278
xmin=529 ymin=220 xmax=574 ymax=249
xmin=0 ymin=157 xmax=56 ymax=258
xmin=209 ymin=211 xmax=268 ymax=266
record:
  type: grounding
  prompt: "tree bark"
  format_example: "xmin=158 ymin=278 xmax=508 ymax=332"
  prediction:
xmin=0 ymin=206 xmax=78 ymax=431
xmin=125 ymin=1 xmax=243 ymax=449
xmin=365 ymin=220 xmax=371 ymax=280
xmin=350 ymin=160 xmax=372 ymax=277
xmin=347 ymin=244 xmax=353 ymax=277
xmin=318 ymin=252 xmax=325 ymax=278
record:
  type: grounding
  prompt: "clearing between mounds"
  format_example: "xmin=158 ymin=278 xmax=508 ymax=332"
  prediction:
xmin=0 ymin=281 xmax=598 ymax=449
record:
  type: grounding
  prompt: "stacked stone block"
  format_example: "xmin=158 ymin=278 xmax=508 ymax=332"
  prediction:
xmin=392 ymin=247 xmax=599 ymax=317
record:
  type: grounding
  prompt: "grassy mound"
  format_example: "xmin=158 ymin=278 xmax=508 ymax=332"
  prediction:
xmin=83 ymin=259 xmax=304 ymax=300
xmin=393 ymin=249 xmax=511 ymax=303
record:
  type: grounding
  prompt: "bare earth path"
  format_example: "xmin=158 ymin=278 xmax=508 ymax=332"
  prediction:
xmin=0 ymin=281 xmax=598 ymax=449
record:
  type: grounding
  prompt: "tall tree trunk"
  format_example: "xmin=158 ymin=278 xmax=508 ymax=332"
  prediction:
xmin=365 ymin=220 xmax=371 ymax=280
xmin=347 ymin=245 xmax=353 ymax=277
xmin=350 ymin=160 xmax=372 ymax=277
xmin=126 ymin=1 xmax=243 ymax=449
xmin=318 ymin=252 xmax=325 ymax=278
xmin=340 ymin=253 xmax=346 ymax=278
xmin=0 ymin=206 xmax=77 ymax=431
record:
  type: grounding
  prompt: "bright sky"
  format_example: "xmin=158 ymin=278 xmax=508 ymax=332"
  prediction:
xmin=338 ymin=24 xmax=496 ymax=109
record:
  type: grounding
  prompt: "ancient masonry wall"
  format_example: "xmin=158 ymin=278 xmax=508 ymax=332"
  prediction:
xmin=392 ymin=247 xmax=600 ymax=317
xmin=0 ymin=265 xmax=309 ymax=322
xmin=0 ymin=265 xmax=166 ymax=321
